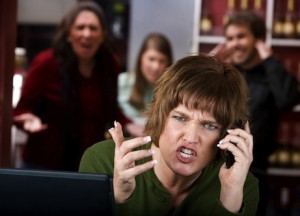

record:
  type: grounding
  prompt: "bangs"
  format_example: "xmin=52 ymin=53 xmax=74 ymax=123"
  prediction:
xmin=178 ymin=73 xmax=239 ymax=129
xmin=181 ymin=92 xmax=216 ymax=113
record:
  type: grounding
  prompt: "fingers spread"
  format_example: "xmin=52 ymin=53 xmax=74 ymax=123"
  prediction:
xmin=109 ymin=121 xmax=125 ymax=149
xmin=119 ymin=160 xmax=157 ymax=180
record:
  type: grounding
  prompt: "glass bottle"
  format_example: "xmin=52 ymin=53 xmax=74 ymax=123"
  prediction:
xmin=13 ymin=47 xmax=27 ymax=107
xmin=272 ymin=0 xmax=284 ymax=38
xmin=240 ymin=0 xmax=248 ymax=11
xmin=282 ymin=0 xmax=296 ymax=38
xmin=290 ymin=123 xmax=300 ymax=168
xmin=296 ymin=3 xmax=300 ymax=38
xmin=253 ymin=0 xmax=264 ymax=18
xmin=268 ymin=150 xmax=278 ymax=167
xmin=276 ymin=122 xmax=291 ymax=168
xmin=199 ymin=0 xmax=213 ymax=35
xmin=112 ymin=2 xmax=126 ymax=40
xmin=297 ymin=18 xmax=300 ymax=38
xmin=278 ymin=187 xmax=290 ymax=215
xmin=223 ymin=0 xmax=235 ymax=25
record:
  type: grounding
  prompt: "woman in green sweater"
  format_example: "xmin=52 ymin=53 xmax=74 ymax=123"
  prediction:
xmin=79 ymin=54 xmax=259 ymax=216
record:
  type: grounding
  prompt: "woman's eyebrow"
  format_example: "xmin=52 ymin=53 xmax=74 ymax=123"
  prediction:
xmin=201 ymin=119 xmax=219 ymax=125
xmin=172 ymin=110 xmax=188 ymax=117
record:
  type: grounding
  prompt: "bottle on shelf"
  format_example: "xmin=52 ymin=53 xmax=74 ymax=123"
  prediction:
xmin=111 ymin=2 xmax=127 ymax=40
xmin=276 ymin=122 xmax=292 ymax=168
xmin=272 ymin=0 xmax=284 ymax=38
xmin=253 ymin=0 xmax=264 ymax=18
xmin=15 ymin=47 xmax=27 ymax=73
xmin=297 ymin=18 xmax=300 ymax=38
xmin=240 ymin=0 xmax=248 ymax=11
xmin=199 ymin=0 xmax=213 ymax=35
xmin=290 ymin=123 xmax=300 ymax=168
xmin=268 ymin=151 xmax=278 ymax=168
xmin=296 ymin=1 xmax=300 ymax=39
xmin=282 ymin=0 xmax=296 ymax=38
xmin=13 ymin=47 xmax=27 ymax=108
xmin=223 ymin=0 xmax=236 ymax=25
xmin=278 ymin=187 xmax=291 ymax=215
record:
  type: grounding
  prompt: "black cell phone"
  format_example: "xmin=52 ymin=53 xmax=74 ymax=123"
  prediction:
xmin=224 ymin=135 xmax=235 ymax=168
xmin=223 ymin=121 xmax=244 ymax=169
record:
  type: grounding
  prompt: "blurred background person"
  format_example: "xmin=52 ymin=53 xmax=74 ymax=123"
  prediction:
xmin=118 ymin=33 xmax=173 ymax=137
xmin=210 ymin=11 xmax=300 ymax=215
xmin=13 ymin=1 xmax=130 ymax=171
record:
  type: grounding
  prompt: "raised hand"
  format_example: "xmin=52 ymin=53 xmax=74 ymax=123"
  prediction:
xmin=209 ymin=43 xmax=233 ymax=64
xmin=217 ymin=122 xmax=253 ymax=213
xmin=108 ymin=121 xmax=157 ymax=203
xmin=255 ymin=40 xmax=272 ymax=60
xmin=13 ymin=113 xmax=48 ymax=133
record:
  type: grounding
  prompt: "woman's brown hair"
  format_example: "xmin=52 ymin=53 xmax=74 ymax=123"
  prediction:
xmin=129 ymin=33 xmax=173 ymax=110
xmin=52 ymin=1 xmax=110 ymax=67
xmin=144 ymin=54 xmax=249 ymax=146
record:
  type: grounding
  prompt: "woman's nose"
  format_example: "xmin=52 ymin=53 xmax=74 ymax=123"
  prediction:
xmin=183 ymin=123 xmax=199 ymax=144
xmin=82 ymin=28 xmax=91 ymax=37
xmin=151 ymin=61 xmax=160 ymax=70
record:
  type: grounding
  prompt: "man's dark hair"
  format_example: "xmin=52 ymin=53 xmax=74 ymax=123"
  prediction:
xmin=224 ymin=11 xmax=266 ymax=40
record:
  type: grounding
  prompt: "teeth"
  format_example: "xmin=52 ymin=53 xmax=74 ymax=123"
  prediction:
xmin=180 ymin=148 xmax=193 ymax=156
xmin=182 ymin=148 xmax=192 ymax=155
xmin=180 ymin=152 xmax=192 ymax=158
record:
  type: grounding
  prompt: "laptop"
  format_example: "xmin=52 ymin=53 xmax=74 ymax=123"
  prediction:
xmin=0 ymin=168 xmax=115 ymax=216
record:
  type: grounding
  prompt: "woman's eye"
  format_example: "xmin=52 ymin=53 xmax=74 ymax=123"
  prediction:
xmin=204 ymin=124 xmax=217 ymax=130
xmin=75 ymin=26 xmax=84 ymax=31
xmin=148 ymin=57 xmax=156 ymax=62
xmin=90 ymin=26 xmax=99 ymax=31
xmin=173 ymin=115 xmax=186 ymax=122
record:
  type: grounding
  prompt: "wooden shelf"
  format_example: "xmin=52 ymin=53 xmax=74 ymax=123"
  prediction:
xmin=271 ymin=39 xmax=300 ymax=47
xmin=197 ymin=36 xmax=300 ymax=47
xmin=267 ymin=167 xmax=300 ymax=177
xmin=197 ymin=35 xmax=224 ymax=44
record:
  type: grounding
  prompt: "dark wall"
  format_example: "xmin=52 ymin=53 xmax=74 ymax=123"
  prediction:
xmin=0 ymin=0 xmax=17 ymax=167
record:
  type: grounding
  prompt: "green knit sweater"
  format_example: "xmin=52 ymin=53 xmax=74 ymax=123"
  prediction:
xmin=79 ymin=139 xmax=259 ymax=216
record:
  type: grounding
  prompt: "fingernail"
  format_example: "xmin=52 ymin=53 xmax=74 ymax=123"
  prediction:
xmin=114 ymin=121 xmax=118 ymax=128
xmin=149 ymin=149 xmax=155 ymax=155
xmin=108 ymin=127 xmax=114 ymax=133
xmin=227 ymin=129 xmax=233 ymax=133
xmin=143 ymin=136 xmax=151 ymax=142
xmin=152 ymin=160 xmax=158 ymax=165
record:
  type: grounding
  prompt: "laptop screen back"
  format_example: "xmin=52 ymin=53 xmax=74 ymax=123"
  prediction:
xmin=0 ymin=168 xmax=115 ymax=216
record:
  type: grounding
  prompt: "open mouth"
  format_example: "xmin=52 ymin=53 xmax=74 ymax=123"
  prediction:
xmin=81 ymin=43 xmax=92 ymax=49
xmin=181 ymin=148 xmax=193 ymax=158
xmin=178 ymin=147 xmax=197 ymax=159
xmin=81 ymin=43 xmax=92 ymax=48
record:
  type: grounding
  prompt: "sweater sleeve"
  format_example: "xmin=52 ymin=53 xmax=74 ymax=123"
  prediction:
xmin=263 ymin=56 xmax=300 ymax=110
xmin=210 ymin=173 xmax=259 ymax=216
xmin=79 ymin=139 xmax=115 ymax=175
xmin=13 ymin=50 xmax=59 ymax=118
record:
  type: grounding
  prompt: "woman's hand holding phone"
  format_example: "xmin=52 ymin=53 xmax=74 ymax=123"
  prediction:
xmin=217 ymin=122 xmax=253 ymax=213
